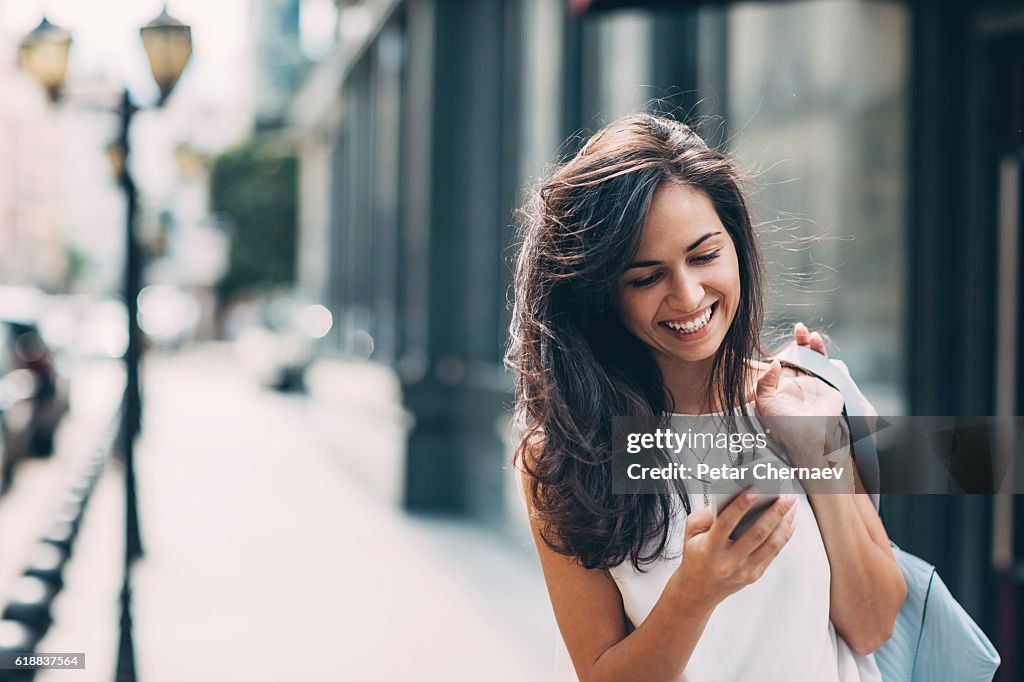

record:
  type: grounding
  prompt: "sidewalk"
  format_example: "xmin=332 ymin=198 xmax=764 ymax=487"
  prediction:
xmin=37 ymin=346 xmax=556 ymax=681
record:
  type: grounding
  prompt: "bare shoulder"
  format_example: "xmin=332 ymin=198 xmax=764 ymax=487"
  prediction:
xmin=516 ymin=431 xmax=629 ymax=680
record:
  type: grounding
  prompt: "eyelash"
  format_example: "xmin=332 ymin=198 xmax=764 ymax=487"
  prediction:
xmin=629 ymin=251 xmax=721 ymax=288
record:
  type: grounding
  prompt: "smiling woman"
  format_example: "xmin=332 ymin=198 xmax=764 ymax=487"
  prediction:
xmin=506 ymin=113 xmax=905 ymax=682
xmin=615 ymin=183 xmax=743 ymax=414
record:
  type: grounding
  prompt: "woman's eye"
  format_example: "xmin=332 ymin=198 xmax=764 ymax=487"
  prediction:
xmin=630 ymin=272 xmax=662 ymax=288
xmin=691 ymin=250 xmax=721 ymax=265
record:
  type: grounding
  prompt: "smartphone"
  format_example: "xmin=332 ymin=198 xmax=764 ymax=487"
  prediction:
xmin=710 ymin=483 xmax=782 ymax=541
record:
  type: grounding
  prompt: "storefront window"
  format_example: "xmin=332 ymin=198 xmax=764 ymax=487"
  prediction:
xmin=716 ymin=0 xmax=909 ymax=413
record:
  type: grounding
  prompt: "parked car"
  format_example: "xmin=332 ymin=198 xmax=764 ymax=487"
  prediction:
xmin=0 ymin=361 xmax=38 ymax=494
xmin=7 ymin=319 xmax=69 ymax=453
xmin=0 ymin=288 xmax=70 ymax=493
xmin=232 ymin=292 xmax=333 ymax=392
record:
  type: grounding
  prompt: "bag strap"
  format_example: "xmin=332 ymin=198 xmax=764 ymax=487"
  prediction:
xmin=774 ymin=344 xmax=881 ymax=509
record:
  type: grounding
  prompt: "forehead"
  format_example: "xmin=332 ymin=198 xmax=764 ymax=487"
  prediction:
xmin=634 ymin=182 xmax=725 ymax=254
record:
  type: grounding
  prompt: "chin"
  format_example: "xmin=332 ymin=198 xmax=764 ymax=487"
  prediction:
xmin=674 ymin=344 xmax=721 ymax=364
xmin=652 ymin=334 xmax=723 ymax=366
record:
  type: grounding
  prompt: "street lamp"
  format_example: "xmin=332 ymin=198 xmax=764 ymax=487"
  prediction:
xmin=17 ymin=17 xmax=71 ymax=103
xmin=140 ymin=6 xmax=193 ymax=105
xmin=18 ymin=6 xmax=194 ymax=106
xmin=19 ymin=6 xmax=192 ymax=681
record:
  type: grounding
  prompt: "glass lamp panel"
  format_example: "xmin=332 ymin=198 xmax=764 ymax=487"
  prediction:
xmin=18 ymin=18 xmax=72 ymax=97
xmin=140 ymin=8 xmax=193 ymax=102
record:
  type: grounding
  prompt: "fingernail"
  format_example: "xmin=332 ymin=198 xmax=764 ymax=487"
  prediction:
xmin=745 ymin=491 xmax=759 ymax=501
xmin=783 ymin=494 xmax=797 ymax=507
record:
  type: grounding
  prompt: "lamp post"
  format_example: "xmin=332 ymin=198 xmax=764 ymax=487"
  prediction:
xmin=19 ymin=6 xmax=192 ymax=680
xmin=17 ymin=17 xmax=71 ymax=103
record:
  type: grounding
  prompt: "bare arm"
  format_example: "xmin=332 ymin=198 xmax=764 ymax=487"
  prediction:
xmin=806 ymin=460 xmax=906 ymax=655
xmin=526 ymin=511 xmax=713 ymax=682
xmin=521 ymin=464 xmax=797 ymax=682
xmin=782 ymin=327 xmax=907 ymax=654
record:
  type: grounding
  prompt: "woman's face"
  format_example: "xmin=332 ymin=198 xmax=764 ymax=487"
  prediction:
xmin=615 ymin=182 xmax=741 ymax=372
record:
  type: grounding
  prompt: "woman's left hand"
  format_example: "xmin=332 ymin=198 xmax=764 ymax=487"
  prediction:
xmin=755 ymin=324 xmax=845 ymax=467
xmin=790 ymin=321 xmax=879 ymax=439
xmin=755 ymin=360 xmax=844 ymax=420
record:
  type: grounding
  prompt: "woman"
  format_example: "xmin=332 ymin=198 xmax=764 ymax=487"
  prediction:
xmin=507 ymin=113 xmax=906 ymax=682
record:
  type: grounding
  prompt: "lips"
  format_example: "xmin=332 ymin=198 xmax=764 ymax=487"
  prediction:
xmin=661 ymin=302 xmax=717 ymax=336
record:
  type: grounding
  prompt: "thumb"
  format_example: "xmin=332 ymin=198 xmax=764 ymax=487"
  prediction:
xmin=756 ymin=359 xmax=783 ymax=401
xmin=684 ymin=505 xmax=714 ymax=539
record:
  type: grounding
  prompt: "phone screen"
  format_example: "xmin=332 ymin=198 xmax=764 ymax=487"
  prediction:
xmin=711 ymin=486 xmax=782 ymax=541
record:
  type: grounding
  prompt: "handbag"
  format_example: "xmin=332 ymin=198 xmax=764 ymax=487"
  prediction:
xmin=776 ymin=344 xmax=1001 ymax=682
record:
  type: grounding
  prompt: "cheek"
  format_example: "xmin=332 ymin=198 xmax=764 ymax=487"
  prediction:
xmin=615 ymin=288 xmax=653 ymax=331
xmin=716 ymin=254 xmax=742 ymax=303
xmin=721 ymin=269 xmax=743 ymax=325
xmin=725 ymin=271 xmax=742 ymax=304
xmin=704 ymin=256 xmax=742 ymax=323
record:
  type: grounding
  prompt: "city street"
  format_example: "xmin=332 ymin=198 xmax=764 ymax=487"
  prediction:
xmin=1 ymin=0 xmax=1019 ymax=677
xmin=1 ymin=346 xmax=555 ymax=682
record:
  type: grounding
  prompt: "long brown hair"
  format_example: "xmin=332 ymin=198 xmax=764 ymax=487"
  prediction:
xmin=506 ymin=113 xmax=766 ymax=571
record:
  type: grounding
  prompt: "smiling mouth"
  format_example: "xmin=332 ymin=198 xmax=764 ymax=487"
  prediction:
xmin=661 ymin=302 xmax=717 ymax=336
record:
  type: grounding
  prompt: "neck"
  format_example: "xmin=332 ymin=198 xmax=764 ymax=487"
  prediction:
xmin=660 ymin=356 xmax=764 ymax=415
xmin=659 ymin=356 xmax=717 ymax=414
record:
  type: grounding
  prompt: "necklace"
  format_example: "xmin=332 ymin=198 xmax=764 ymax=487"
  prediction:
xmin=694 ymin=477 xmax=712 ymax=507
xmin=682 ymin=432 xmax=716 ymax=507
xmin=670 ymin=412 xmax=756 ymax=508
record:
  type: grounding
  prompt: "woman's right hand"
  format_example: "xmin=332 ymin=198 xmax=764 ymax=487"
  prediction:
xmin=668 ymin=492 xmax=798 ymax=608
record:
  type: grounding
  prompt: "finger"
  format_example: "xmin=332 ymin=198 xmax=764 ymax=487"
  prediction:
xmin=685 ymin=505 xmax=715 ymax=539
xmin=730 ymin=494 xmax=797 ymax=557
xmin=755 ymin=360 xmax=783 ymax=402
xmin=794 ymin=322 xmax=811 ymax=346
xmin=746 ymin=503 xmax=797 ymax=569
xmin=810 ymin=332 xmax=827 ymax=356
xmin=708 ymin=489 xmax=759 ymax=545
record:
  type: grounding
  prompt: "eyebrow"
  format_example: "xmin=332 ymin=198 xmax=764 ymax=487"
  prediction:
xmin=622 ymin=231 xmax=722 ymax=272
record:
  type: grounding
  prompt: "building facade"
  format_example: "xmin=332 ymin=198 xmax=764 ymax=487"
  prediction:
xmin=252 ymin=0 xmax=311 ymax=130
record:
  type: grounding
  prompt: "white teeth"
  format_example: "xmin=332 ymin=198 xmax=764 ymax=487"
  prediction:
xmin=665 ymin=307 xmax=713 ymax=334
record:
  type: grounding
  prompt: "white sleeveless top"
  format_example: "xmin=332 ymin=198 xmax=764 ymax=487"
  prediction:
xmin=551 ymin=411 xmax=882 ymax=682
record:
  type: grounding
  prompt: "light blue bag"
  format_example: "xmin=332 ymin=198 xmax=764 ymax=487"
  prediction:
xmin=880 ymin=542 xmax=1001 ymax=681
xmin=778 ymin=345 xmax=1001 ymax=682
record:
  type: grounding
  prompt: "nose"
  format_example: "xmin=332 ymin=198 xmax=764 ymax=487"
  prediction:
xmin=666 ymin=268 xmax=705 ymax=312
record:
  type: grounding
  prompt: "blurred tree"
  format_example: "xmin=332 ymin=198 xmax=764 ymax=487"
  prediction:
xmin=62 ymin=241 xmax=93 ymax=292
xmin=210 ymin=139 xmax=297 ymax=303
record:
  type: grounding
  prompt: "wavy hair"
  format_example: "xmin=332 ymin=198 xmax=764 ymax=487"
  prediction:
xmin=506 ymin=113 xmax=766 ymax=571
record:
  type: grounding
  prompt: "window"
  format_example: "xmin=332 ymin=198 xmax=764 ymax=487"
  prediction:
xmin=715 ymin=0 xmax=910 ymax=414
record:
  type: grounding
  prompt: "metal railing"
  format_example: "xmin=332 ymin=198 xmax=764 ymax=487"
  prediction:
xmin=0 ymin=414 xmax=119 ymax=682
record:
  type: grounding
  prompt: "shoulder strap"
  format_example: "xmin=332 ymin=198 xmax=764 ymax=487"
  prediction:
xmin=774 ymin=344 xmax=881 ymax=510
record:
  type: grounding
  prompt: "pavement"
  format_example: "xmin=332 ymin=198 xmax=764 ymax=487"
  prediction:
xmin=18 ymin=346 xmax=556 ymax=682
